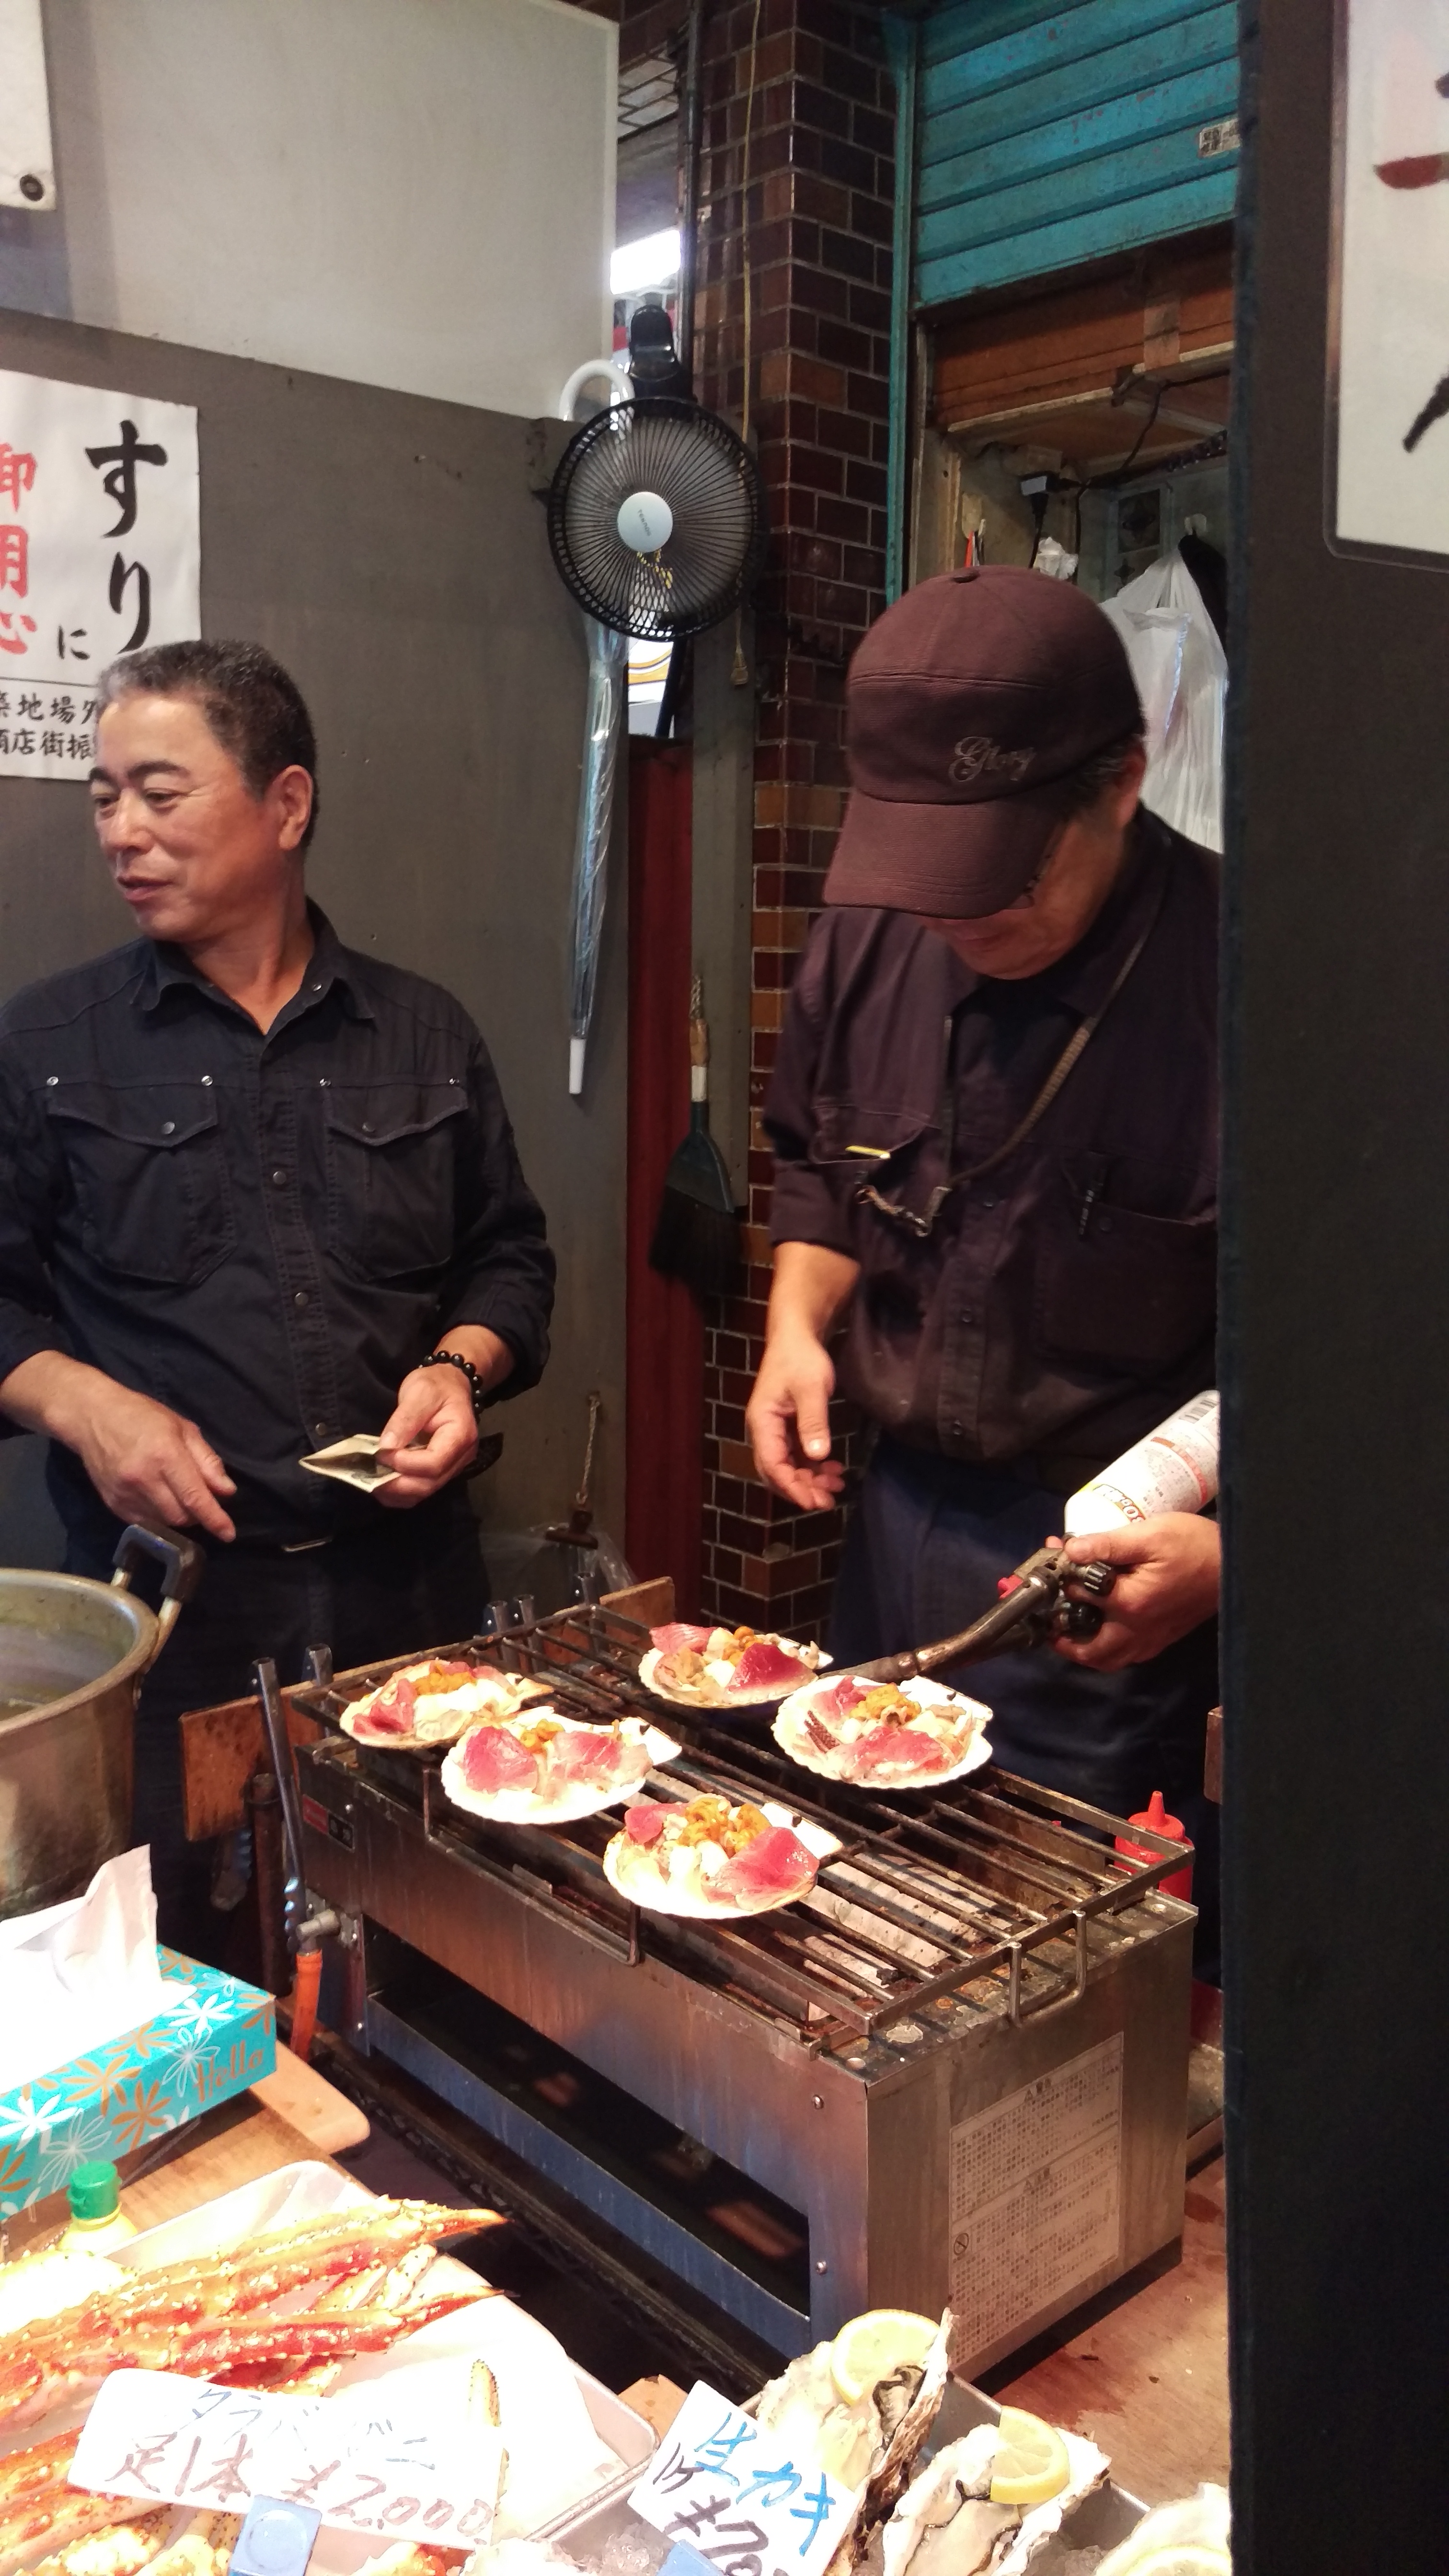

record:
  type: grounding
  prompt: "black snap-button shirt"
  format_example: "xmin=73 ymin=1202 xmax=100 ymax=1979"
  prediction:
xmin=0 ymin=908 xmax=555 ymax=1547
xmin=764 ymin=813 xmax=1218 ymax=1475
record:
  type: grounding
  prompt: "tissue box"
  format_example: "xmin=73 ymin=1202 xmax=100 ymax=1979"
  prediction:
xmin=0 ymin=1947 xmax=276 ymax=2216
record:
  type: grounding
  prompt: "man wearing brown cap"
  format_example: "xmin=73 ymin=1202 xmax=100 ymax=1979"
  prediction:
xmin=747 ymin=567 xmax=1219 ymax=1861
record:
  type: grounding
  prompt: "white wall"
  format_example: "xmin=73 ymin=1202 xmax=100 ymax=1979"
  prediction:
xmin=0 ymin=0 xmax=615 ymax=419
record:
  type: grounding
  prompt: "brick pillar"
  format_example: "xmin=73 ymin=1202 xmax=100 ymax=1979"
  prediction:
xmin=619 ymin=0 xmax=897 ymax=1633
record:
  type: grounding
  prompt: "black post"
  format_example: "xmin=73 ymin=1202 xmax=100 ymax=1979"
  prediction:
xmin=1224 ymin=5 xmax=1449 ymax=2568
xmin=676 ymin=0 xmax=703 ymax=390
xmin=247 ymin=1764 xmax=289 ymax=2000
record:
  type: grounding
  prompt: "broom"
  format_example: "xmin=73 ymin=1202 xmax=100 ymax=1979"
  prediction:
xmin=649 ymin=976 xmax=745 ymax=1300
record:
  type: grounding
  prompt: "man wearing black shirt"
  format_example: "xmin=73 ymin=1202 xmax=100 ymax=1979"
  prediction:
xmin=0 ymin=640 xmax=554 ymax=1947
xmin=747 ymin=568 xmax=1219 ymax=1832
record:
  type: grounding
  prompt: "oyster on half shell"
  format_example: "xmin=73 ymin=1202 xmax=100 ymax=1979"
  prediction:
xmin=754 ymin=2313 xmax=953 ymax=2568
xmin=880 ymin=2423 xmax=1111 ymax=2576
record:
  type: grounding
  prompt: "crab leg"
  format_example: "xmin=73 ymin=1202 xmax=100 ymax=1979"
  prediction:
xmin=3 ymin=2283 xmax=493 ymax=2430
xmin=174 ymin=2285 xmax=489 ymax=2380
xmin=0 ymin=2205 xmax=501 ymax=2425
xmin=0 ymin=2436 xmax=78 ymax=2512
xmin=19 ymin=2510 xmax=173 ymax=2576
xmin=0 ymin=2498 xmax=171 ymax=2576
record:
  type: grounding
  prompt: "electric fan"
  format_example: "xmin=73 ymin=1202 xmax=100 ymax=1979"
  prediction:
xmin=547 ymin=393 xmax=768 ymax=640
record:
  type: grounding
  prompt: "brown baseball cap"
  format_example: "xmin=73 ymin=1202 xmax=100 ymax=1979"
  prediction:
xmin=825 ymin=564 xmax=1143 ymax=916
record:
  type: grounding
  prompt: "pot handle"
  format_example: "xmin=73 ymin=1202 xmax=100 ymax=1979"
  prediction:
xmin=110 ymin=1523 xmax=206 ymax=1661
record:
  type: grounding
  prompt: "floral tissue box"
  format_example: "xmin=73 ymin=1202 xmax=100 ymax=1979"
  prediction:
xmin=0 ymin=1945 xmax=276 ymax=2215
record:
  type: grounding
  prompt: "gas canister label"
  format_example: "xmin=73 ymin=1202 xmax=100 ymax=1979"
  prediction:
xmin=948 ymin=2032 xmax=1123 ymax=2363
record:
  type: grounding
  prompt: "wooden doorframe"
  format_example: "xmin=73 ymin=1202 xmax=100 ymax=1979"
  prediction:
xmin=624 ymin=737 xmax=704 ymax=1611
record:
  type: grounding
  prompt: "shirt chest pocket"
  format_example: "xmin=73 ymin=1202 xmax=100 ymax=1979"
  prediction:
xmin=46 ymin=1082 xmax=235 ymax=1288
xmin=323 ymin=1081 xmax=468 ymax=1282
xmin=1035 ymin=1189 xmax=1217 ymax=1375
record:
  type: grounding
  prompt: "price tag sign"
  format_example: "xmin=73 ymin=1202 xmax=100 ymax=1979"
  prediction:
xmin=70 ymin=2371 xmax=504 ymax=2551
xmin=629 ymin=2383 xmax=859 ymax=2576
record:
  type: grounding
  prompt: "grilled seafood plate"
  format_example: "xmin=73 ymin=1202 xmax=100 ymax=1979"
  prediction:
xmin=341 ymin=1659 xmax=552 ymax=1752
xmin=755 ymin=2313 xmax=951 ymax=2555
xmin=440 ymin=1708 xmax=681 ymax=1825
xmin=879 ymin=2421 xmax=1109 ymax=2576
xmin=639 ymin=1622 xmax=830 ymax=1709
xmin=602 ymin=1794 xmax=840 ymax=1917
xmin=773 ymin=1676 xmax=990 ymax=1791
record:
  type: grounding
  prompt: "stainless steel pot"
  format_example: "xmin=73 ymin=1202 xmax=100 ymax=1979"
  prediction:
xmin=0 ymin=1526 xmax=203 ymax=1920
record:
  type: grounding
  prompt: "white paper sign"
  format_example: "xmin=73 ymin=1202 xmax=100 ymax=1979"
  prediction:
xmin=629 ymin=2382 xmax=858 ymax=2576
xmin=0 ymin=368 xmax=200 ymax=777
xmin=70 ymin=2372 xmax=503 ymax=2551
xmin=1333 ymin=0 xmax=1449 ymax=562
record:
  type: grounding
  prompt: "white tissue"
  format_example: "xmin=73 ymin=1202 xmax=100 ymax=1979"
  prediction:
xmin=0 ymin=1846 xmax=170 ymax=2092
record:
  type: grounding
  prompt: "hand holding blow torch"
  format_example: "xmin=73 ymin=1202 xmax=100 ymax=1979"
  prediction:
xmin=844 ymin=1541 xmax=1118 ymax=1687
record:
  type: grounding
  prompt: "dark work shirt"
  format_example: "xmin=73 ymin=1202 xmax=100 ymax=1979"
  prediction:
xmin=765 ymin=812 xmax=1218 ymax=1473
xmin=0 ymin=907 xmax=555 ymax=1547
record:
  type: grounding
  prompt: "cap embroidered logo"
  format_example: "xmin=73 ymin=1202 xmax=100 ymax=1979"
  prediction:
xmin=949 ymin=736 xmax=1036 ymax=788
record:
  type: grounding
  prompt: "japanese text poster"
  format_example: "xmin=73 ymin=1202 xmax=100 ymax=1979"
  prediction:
xmin=0 ymin=368 xmax=200 ymax=779
xmin=1333 ymin=0 xmax=1449 ymax=561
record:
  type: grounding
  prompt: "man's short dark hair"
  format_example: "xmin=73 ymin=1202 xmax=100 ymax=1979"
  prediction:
xmin=98 ymin=640 xmax=320 ymax=848
xmin=1059 ymin=726 xmax=1147 ymax=817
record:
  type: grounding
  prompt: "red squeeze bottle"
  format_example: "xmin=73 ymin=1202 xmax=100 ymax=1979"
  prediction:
xmin=1116 ymin=1789 xmax=1194 ymax=1904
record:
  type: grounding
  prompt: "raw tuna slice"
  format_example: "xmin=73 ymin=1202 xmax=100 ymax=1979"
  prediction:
xmin=460 ymin=1725 xmax=540 ymax=1794
xmin=713 ymin=1824 xmax=817 ymax=1904
xmin=355 ymin=1690 xmax=413 ymax=1737
xmin=814 ymin=1677 xmax=869 ymax=1723
xmin=549 ymin=1726 xmax=648 ymax=1791
xmin=851 ymin=1724 xmax=952 ymax=1779
xmin=625 ymin=1802 xmax=668 ymax=1843
xmin=651 ymin=1622 xmax=714 ymax=1654
xmin=729 ymin=1637 xmax=808 ymax=1693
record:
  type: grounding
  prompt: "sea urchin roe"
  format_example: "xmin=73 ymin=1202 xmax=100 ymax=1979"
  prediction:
xmin=851 ymin=1685 xmax=918 ymax=1726
xmin=514 ymin=1718 xmax=563 ymax=1751
xmin=673 ymin=1795 xmax=770 ymax=1856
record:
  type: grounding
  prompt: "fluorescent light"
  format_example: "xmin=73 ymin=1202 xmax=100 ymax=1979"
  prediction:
xmin=611 ymin=228 xmax=680 ymax=295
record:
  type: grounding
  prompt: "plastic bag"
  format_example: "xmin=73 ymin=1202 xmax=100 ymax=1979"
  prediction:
xmin=1102 ymin=548 xmax=1227 ymax=852
xmin=1032 ymin=535 xmax=1079 ymax=580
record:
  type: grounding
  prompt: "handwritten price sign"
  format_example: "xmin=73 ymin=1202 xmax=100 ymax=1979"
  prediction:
xmin=70 ymin=2372 xmax=503 ymax=2550
xmin=630 ymin=2383 xmax=859 ymax=2576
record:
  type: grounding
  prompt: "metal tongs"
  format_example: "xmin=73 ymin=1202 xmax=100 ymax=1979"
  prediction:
xmin=845 ymin=1542 xmax=1117 ymax=1686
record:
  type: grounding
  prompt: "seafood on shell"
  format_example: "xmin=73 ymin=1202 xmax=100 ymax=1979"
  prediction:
xmin=755 ymin=2313 xmax=952 ymax=2553
xmin=342 ymin=1661 xmax=552 ymax=1753
xmin=640 ymin=1625 xmax=830 ymax=1710
xmin=879 ymin=2422 xmax=1109 ymax=2576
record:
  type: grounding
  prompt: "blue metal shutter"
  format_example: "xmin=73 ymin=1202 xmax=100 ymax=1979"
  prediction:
xmin=915 ymin=0 xmax=1240 ymax=312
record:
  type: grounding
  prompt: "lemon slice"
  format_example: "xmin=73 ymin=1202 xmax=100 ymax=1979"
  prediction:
xmin=1127 ymin=2552 xmax=1231 ymax=2576
xmin=828 ymin=2308 xmax=938 ymax=2405
xmin=989 ymin=2406 xmax=1070 ymax=2506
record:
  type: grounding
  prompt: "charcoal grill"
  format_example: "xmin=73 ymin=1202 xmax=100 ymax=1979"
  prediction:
xmin=287 ymin=1606 xmax=1194 ymax=2376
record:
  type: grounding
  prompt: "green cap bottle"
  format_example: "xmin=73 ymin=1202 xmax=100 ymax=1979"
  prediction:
xmin=67 ymin=2161 xmax=122 ymax=2223
xmin=58 ymin=2157 xmax=137 ymax=2252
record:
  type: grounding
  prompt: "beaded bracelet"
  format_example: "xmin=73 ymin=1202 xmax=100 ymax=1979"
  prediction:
xmin=417 ymin=1348 xmax=490 ymax=1426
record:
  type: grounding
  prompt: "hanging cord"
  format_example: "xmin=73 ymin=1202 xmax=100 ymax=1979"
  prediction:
xmin=731 ymin=0 xmax=764 ymax=689
xmin=856 ymin=870 xmax=1167 ymax=1239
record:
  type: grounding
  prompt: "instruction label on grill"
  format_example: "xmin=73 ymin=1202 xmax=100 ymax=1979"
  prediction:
xmin=948 ymin=2032 xmax=1123 ymax=2362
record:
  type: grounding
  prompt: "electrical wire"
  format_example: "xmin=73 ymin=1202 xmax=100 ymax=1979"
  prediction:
xmin=1114 ymin=381 xmax=1165 ymax=482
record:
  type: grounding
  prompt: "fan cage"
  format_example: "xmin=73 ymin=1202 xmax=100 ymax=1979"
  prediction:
xmin=547 ymin=398 xmax=769 ymax=641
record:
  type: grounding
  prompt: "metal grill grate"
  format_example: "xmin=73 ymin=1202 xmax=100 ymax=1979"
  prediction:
xmin=288 ymin=1605 xmax=1189 ymax=2048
